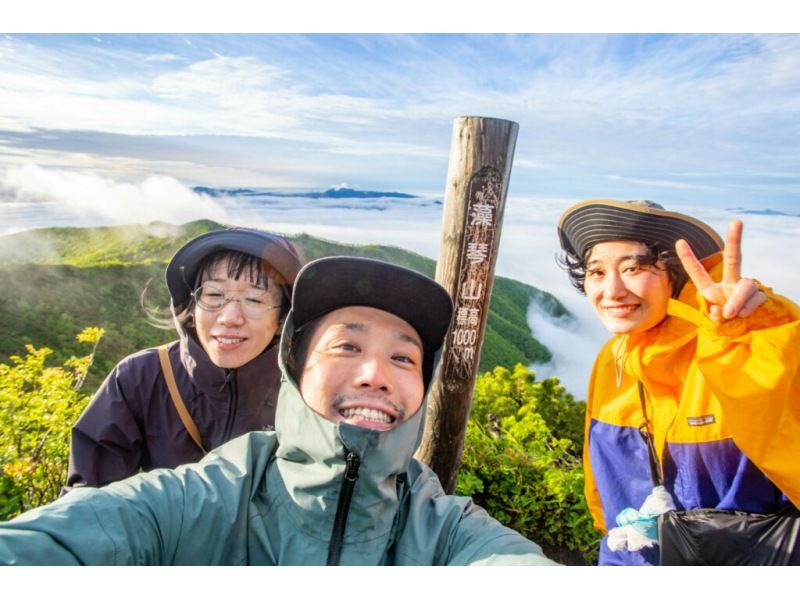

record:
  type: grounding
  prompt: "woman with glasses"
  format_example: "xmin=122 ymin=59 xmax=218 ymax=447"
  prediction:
xmin=65 ymin=228 xmax=304 ymax=489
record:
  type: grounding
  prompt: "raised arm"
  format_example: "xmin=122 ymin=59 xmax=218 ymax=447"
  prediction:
xmin=675 ymin=220 xmax=766 ymax=321
xmin=675 ymin=220 xmax=800 ymax=506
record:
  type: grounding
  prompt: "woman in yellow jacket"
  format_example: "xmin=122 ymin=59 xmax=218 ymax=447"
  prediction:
xmin=557 ymin=199 xmax=800 ymax=565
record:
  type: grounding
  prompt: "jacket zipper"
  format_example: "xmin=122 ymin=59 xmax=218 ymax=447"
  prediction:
xmin=221 ymin=369 xmax=238 ymax=442
xmin=326 ymin=450 xmax=361 ymax=566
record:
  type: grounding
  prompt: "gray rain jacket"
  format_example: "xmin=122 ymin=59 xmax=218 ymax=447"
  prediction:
xmin=0 ymin=316 xmax=555 ymax=565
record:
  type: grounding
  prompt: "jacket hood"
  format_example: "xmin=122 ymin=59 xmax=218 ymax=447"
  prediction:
xmin=172 ymin=309 xmax=278 ymax=402
xmin=271 ymin=313 xmax=428 ymax=538
xmin=166 ymin=228 xmax=303 ymax=314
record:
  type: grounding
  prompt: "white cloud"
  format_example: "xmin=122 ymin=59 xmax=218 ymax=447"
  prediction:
xmin=151 ymin=55 xmax=285 ymax=99
xmin=513 ymin=157 xmax=548 ymax=170
xmin=527 ymin=302 xmax=608 ymax=402
xmin=144 ymin=53 xmax=184 ymax=63
xmin=0 ymin=44 xmax=438 ymax=155
xmin=0 ymin=164 xmax=227 ymax=226
xmin=606 ymin=174 xmax=716 ymax=191
xmin=1 ymin=34 xmax=799 ymax=199
xmin=2 ymin=172 xmax=799 ymax=400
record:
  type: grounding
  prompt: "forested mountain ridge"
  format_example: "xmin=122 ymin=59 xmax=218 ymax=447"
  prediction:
xmin=0 ymin=220 xmax=571 ymax=391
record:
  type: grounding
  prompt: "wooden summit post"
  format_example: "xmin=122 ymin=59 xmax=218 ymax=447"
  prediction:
xmin=416 ymin=116 xmax=519 ymax=493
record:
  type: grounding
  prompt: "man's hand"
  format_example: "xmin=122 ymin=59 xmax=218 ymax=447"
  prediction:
xmin=675 ymin=220 xmax=766 ymax=321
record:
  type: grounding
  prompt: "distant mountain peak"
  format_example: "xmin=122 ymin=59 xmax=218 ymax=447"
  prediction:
xmin=192 ymin=186 xmax=418 ymax=199
xmin=728 ymin=207 xmax=799 ymax=217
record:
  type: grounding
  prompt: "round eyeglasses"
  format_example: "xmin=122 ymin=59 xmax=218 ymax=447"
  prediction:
xmin=192 ymin=283 xmax=281 ymax=319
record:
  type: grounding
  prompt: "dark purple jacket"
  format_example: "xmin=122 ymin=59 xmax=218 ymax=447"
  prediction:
xmin=66 ymin=327 xmax=281 ymax=488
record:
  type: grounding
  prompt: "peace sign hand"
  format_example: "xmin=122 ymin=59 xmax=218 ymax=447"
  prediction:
xmin=675 ymin=220 xmax=766 ymax=322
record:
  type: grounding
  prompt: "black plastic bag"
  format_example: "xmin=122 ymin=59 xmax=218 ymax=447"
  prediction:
xmin=659 ymin=504 xmax=800 ymax=565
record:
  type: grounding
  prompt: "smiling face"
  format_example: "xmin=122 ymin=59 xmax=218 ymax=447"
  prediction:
xmin=584 ymin=240 xmax=674 ymax=335
xmin=298 ymin=306 xmax=425 ymax=431
xmin=193 ymin=258 xmax=282 ymax=369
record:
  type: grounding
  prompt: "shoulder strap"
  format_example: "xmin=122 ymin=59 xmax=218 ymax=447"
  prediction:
xmin=157 ymin=344 xmax=207 ymax=455
xmin=637 ymin=380 xmax=663 ymax=487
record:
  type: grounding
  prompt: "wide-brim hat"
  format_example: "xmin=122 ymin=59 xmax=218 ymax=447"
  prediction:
xmin=558 ymin=199 xmax=724 ymax=260
xmin=290 ymin=256 xmax=453 ymax=390
xmin=166 ymin=228 xmax=303 ymax=313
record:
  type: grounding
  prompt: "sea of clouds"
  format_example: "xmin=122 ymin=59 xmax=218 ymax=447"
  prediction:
xmin=2 ymin=167 xmax=798 ymax=401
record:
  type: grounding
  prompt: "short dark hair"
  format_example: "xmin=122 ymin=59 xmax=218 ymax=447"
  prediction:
xmin=172 ymin=250 xmax=292 ymax=340
xmin=196 ymin=250 xmax=281 ymax=287
xmin=285 ymin=316 xmax=324 ymax=386
xmin=557 ymin=241 xmax=688 ymax=299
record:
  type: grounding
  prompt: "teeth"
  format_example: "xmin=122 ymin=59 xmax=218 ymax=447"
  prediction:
xmin=340 ymin=407 xmax=392 ymax=424
xmin=217 ymin=337 xmax=244 ymax=345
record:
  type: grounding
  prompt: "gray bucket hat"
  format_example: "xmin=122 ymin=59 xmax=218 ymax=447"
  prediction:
xmin=290 ymin=256 xmax=453 ymax=390
xmin=166 ymin=228 xmax=303 ymax=313
xmin=558 ymin=199 xmax=724 ymax=260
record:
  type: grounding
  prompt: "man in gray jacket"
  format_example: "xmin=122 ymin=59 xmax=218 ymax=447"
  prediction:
xmin=0 ymin=256 xmax=556 ymax=566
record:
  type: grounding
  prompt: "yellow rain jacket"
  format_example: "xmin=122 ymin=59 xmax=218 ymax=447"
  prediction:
xmin=583 ymin=256 xmax=800 ymax=565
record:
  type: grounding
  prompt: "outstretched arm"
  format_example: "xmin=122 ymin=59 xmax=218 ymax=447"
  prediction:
xmin=399 ymin=462 xmax=558 ymax=565
xmin=1 ymin=433 xmax=264 ymax=565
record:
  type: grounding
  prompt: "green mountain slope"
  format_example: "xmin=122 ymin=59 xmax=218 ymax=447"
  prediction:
xmin=0 ymin=220 xmax=571 ymax=391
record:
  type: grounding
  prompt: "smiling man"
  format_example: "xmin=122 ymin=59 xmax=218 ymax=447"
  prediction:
xmin=0 ymin=256 xmax=556 ymax=566
xmin=298 ymin=306 xmax=424 ymax=430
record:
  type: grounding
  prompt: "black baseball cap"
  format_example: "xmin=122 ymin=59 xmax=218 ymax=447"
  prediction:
xmin=290 ymin=256 xmax=453 ymax=388
xmin=166 ymin=228 xmax=303 ymax=312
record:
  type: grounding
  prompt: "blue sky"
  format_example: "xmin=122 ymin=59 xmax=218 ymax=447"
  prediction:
xmin=1 ymin=27 xmax=799 ymax=210
xmin=2 ymin=5 xmax=799 ymax=404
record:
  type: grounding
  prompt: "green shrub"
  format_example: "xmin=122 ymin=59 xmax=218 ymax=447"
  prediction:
xmin=0 ymin=327 xmax=103 ymax=520
xmin=457 ymin=364 xmax=601 ymax=564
